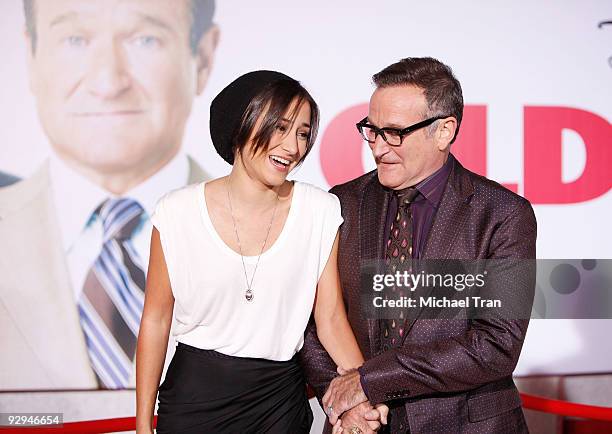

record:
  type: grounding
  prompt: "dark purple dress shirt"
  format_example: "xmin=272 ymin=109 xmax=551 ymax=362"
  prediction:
xmin=383 ymin=154 xmax=453 ymax=260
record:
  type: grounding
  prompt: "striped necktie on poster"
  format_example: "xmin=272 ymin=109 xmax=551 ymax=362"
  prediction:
xmin=78 ymin=198 xmax=146 ymax=389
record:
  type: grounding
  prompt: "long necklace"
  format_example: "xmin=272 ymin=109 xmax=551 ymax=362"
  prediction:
xmin=226 ymin=177 xmax=279 ymax=302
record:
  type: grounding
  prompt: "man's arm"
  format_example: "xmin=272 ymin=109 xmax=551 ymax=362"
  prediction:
xmin=330 ymin=198 xmax=537 ymax=407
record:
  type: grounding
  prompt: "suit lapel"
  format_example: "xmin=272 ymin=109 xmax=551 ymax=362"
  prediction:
xmin=0 ymin=165 xmax=96 ymax=388
xmin=359 ymin=174 xmax=391 ymax=357
xmin=402 ymin=157 xmax=475 ymax=339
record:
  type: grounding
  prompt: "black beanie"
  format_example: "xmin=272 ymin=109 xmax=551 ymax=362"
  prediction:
xmin=210 ymin=70 xmax=296 ymax=165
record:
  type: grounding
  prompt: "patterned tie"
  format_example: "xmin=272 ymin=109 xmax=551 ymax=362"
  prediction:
xmin=78 ymin=198 xmax=146 ymax=389
xmin=380 ymin=188 xmax=419 ymax=352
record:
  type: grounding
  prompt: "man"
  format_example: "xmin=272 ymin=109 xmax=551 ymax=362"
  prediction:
xmin=0 ymin=170 xmax=20 ymax=187
xmin=0 ymin=0 xmax=218 ymax=390
xmin=300 ymin=57 xmax=536 ymax=433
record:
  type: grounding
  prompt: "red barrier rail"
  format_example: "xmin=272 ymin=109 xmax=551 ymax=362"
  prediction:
xmin=520 ymin=394 xmax=612 ymax=422
xmin=1 ymin=394 xmax=611 ymax=433
xmin=0 ymin=416 xmax=151 ymax=434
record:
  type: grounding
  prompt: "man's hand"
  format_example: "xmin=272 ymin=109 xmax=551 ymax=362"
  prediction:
xmin=323 ymin=369 xmax=368 ymax=424
xmin=337 ymin=401 xmax=389 ymax=434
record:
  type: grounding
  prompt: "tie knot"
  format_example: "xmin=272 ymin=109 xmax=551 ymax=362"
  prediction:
xmin=97 ymin=198 xmax=144 ymax=241
xmin=396 ymin=187 xmax=419 ymax=207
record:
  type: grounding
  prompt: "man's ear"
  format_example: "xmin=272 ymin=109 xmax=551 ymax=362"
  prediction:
xmin=195 ymin=24 xmax=220 ymax=95
xmin=436 ymin=117 xmax=457 ymax=151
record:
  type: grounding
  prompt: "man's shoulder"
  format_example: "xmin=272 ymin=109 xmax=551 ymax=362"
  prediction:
xmin=187 ymin=155 xmax=210 ymax=184
xmin=329 ymin=170 xmax=378 ymax=202
xmin=0 ymin=162 xmax=51 ymax=218
xmin=460 ymin=164 xmax=533 ymax=217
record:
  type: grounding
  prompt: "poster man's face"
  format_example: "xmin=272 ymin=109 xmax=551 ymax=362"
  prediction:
xmin=27 ymin=0 xmax=216 ymax=179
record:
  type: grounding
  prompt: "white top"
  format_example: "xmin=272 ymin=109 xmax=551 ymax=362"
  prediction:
xmin=150 ymin=180 xmax=343 ymax=361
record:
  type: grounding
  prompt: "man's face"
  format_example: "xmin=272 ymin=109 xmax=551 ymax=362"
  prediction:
xmin=368 ymin=85 xmax=448 ymax=190
xmin=27 ymin=0 xmax=215 ymax=177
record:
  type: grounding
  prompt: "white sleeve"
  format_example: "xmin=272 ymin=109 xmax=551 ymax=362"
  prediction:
xmin=148 ymin=192 xmax=177 ymax=295
xmin=317 ymin=193 xmax=344 ymax=280
xmin=149 ymin=193 xmax=173 ymax=262
xmin=149 ymin=193 xmax=167 ymax=233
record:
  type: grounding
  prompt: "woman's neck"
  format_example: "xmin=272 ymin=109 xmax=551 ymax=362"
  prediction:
xmin=227 ymin=164 xmax=290 ymax=211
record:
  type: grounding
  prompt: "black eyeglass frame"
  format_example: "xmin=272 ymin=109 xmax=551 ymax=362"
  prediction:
xmin=356 ymin=115 xmax=449 ymax=146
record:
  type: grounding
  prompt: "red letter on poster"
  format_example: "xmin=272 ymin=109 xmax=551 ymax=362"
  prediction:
xmin=451 ymin=105 xmax=487 ymax=177
xmin=524 ymin=106 xmax=612 ymax=204
xmin=319 ymin=104 xmax=368 ymax=187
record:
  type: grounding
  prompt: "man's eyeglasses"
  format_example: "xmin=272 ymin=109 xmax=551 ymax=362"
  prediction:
xmin=356 ymin=116 xmax=448 ymax=146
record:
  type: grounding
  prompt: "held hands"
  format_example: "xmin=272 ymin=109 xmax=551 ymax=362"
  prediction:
xmin=330 ymin=402 xmax=389 ymax=434
xmin=324 ymin=367 xmax=389 ymax=433
xmin=322 ymin=368 xmax=367 ymax=424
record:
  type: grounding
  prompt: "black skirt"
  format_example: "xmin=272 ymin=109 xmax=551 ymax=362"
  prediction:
xmin=156 ymin=343 xmax=313 ymax=434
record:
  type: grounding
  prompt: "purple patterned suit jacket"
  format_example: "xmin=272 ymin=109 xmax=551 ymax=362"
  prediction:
xmin=299 ymin=155 xmax=536 ymax=433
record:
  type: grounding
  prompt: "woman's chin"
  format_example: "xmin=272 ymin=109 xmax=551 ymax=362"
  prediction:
xmin=262 ymin=166 xmax=291 ymax=186
xmin=264 ymin=175 xmax=288 ymax=189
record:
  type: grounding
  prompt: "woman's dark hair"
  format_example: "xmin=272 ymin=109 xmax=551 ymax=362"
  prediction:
xmin=232 ymin=79 xmax=319 ymax=165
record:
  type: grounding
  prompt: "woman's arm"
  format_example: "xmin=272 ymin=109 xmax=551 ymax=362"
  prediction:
xmin=315 ymin=232 xmax=390 ymax=429
xmin=135 ymin=228 xmax=174 ymax=434
xmin=314 ymin=232 xmax=364 ymax=370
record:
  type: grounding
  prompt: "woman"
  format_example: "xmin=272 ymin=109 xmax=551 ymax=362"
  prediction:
xmin=136 ymin=71 xmax=386 ymax=433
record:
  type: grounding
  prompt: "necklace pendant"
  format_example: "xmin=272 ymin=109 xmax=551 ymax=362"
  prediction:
xmin=245 ymin=289 xmax=254 ymax=302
